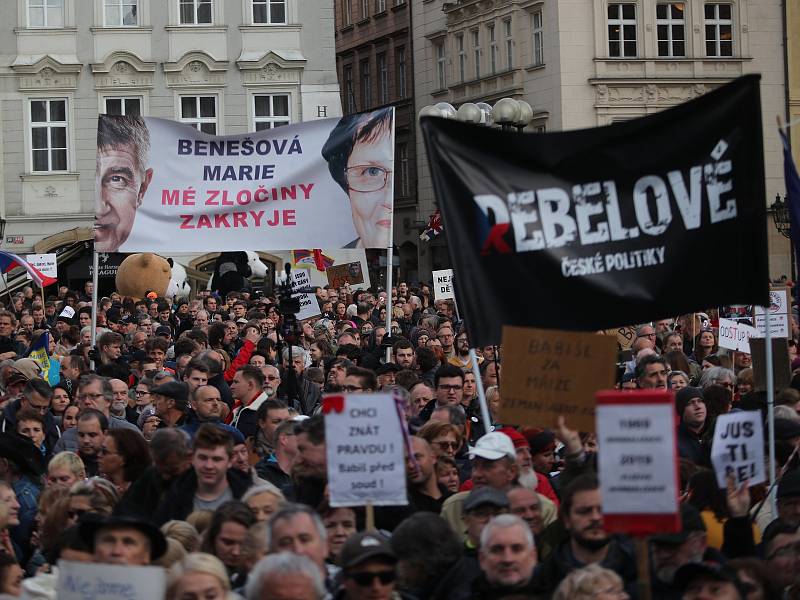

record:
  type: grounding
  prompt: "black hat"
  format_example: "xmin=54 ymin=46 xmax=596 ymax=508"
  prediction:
xmin=376 ymin=362 xmax=402 ymax=375
xmin=777 ymin=468 xmax=800 ymax=499
xmin=78 ymin=515 xmax=168 ymax=561
xmin=673 ymin=562 xmax=740 ymax=593
xmin=0 ymin=433 xmax=45 ymax=477
xmin=650 ymin=504 xmax=706 ymax=545
xmin=775 ymin=419 xmax=800 ymax=441
xmin=675 ymin=387 xmax=704 ymax=416
xmin=151 ymin=381 xmax=188 ymax=411
xmin=463 ymin=487 xmax=509 ymax=513
xmin=155 ymin=326 xmax=172 ymax=338
xmin=105 ymin=307 xmax=121 ymax=324
xmin=338 ymin=531 xmax=396 ymax=569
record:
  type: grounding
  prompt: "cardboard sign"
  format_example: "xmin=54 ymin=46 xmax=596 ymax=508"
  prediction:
xmin=25 ymin=253 xmax=57 ymax=280
xmin=718 ymin=318 xmax=756 ymax=353
xmin=326 ymin=261 xmax=365 ymax=289
xmin=291 ymin=269 xmax=321 ymax=321
xmin=754 ymin=288 xmax=790 ymax=338
xmin=324 ymin=393 xmax=408 ymax=507
xmin=499 ymin=326 xmax=617 ymax=432
xmin=57 ymin=560 xmax=166 ymax=599
xmin=749 ymin=337 xmax=791 ymax=392
xmin=596 ymin=390 xmax=680 ymax=535
xmin=710 ymin=411 xmax=765 ymax=488
xmin=432 ymin=269 xmax=454 ymax=301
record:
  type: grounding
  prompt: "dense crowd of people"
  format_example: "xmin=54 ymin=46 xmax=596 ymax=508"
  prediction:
xmin=0 ymin=279 xmax=794 ymax=599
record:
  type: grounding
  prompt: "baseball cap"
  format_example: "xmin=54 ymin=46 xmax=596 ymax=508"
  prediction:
xmin=468 ymin=432 xmax=516 ymax=461
xmin=497 ymin=426 xmax=530 ymax=450
xmin=463 ymin=487 xmax=510 ymax=512
xmin=522 ymin=428 xmax=556 ymax=455
xmin=155 ymin=326 xmax=172 ymax=337
xmin=650 ymin=504 xmax=706 ymax=545
xmin=338 ymin=531 xmax=396 ymax=569
xmin=673 ymin=562 xmax=740 ymax=593
xmin=236 ymin=317 xmax=249 ymax=325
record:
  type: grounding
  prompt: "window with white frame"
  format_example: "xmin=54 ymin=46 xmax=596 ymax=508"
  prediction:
xmin=180 ymin=96 xmax=217 ymax=134
xmin=376 ymin=0 xmax=386 ymax=12
xmin=252 ymin=0 xmax=286 ymax=24
xmin=704 ymin=3 xmax=732 ymax=57
xmin=531 ymin=11 xmax=543 ymax=66
xmin=377 ymin=53 xmax=388 ymax=104
xmin=456 ymin=33 xmax=466 ymax=82
xmin=398 ymin=143 xmax=409 ymax=197
xmin=488 ymin=23 xmax=497 ymax=74
xmin=361 ymin=0 xmax=369 ymax=19
xmin=104 ymin=97 xmax=142 ymax=116
xmin=608 ymin=4 xmax=637 ymax=57
xmin=343 ymin=64 xmax=355 ymax=113
xmin=28 ymin=0 xmax=64 ymax=27
xmin=472 ymin=29 xmax=481 ymax=79
xmin=360 ymin=59 xmax=371 ymax=109
xmin=435 ymin=41 xmax=446 ymax=89
xmin=104 ymin=0 xmax=138 ymax=26
xmin=30 ymin=99 xmax=67 ymax=172
xmin=179 ymin=0 xmax=212 ymax=24
xmin=395 ymin=0 xmax=405 ymax=5
xmin=253 ymin=94 xmax=290 ymax=130
xmin=656 ymin=3 xmax=685 ymax=57
xmin=343 ymin=0 xmax=352 ymax=26
xmin=397 ymin=46 xmax=407 ymax=97
xmin=504 ymin=19 xmax=513 ymax=69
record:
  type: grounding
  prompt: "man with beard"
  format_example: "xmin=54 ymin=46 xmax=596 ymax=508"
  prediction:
xmin=533 ymin=474 xmax=637 ymax=595
xmin=253 ymin=399 xmax=290 ymax=459
xmin=324 ymin=358 xmax=351 ymax=393
xmin=448 ymin=332 xmax=482 ymax=371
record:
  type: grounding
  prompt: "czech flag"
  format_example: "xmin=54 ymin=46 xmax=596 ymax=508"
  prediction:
xmin=0 ymin=251 xmax=57 ymax=288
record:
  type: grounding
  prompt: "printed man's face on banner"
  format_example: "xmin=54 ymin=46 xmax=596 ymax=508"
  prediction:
xmin=345 ymin=127 xmax=393 ymax=249
xmin=95 ymin=144 xmax=153 ymax=252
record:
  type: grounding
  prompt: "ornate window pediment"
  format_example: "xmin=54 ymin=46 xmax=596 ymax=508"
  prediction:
xmin=163 ymin=51 xmax=229 ymax=88
xmin=91 ymin=51 xmax=156 ymax=89
xmin=12 ymin=54 xmax=82 ymax=91
xmin=237 ymin=49 xmax=305 ymax=85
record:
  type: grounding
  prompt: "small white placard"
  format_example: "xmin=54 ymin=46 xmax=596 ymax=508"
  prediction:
xmin=56 ymin=560 xmax=166 ymax=600
xmin=710 ymin=411 xmax=765 ymax=488
xmin=291 ymin=269 xmax=321 ymax=321
xmin=325 ymin=393 xmax=408 ymax=507
xmin=754 ymin=289 xmax=789 ymax=338
xmin=432 ymin=269 xmax=454 ymax=300
xmin=718 ymin=318 xmax=756 ymax=354
xmin=26 ymin=253 xmax=57 ymax=280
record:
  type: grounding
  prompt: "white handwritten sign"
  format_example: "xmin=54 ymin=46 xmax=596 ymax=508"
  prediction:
xmin=291 ymin=269 xmax=321 ymax=321
xmin=754 ymin=289 xmax=789 ymax=338
xmin=26 ymin=253 xmax=57 ymax=280
xmin=718 ymin=318 xmax=756 ymax=354
xmin=57 ymin=560 xmax=166 ymax=600
xmin=432 ymin=269 xmax=454 ymax=301
xmin=711 ymin=411 xmax=765 ymax=488
xmin=324 ymin=393 xmax=408 ymax=507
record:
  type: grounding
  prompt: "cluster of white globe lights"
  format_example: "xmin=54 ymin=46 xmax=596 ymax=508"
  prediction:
xmin=418 ymin=97 xmax=535 ymax=130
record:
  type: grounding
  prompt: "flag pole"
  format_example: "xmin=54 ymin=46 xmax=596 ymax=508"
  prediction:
xmin=765 ymin=300 xmax=777 ymax=517
xmin=90 ymin=249 xmax=99 ymax=351
xmin=384 ymin=108 xmax=396 ymax=364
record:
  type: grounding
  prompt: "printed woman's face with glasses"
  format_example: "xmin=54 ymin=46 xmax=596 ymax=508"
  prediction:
xmin=345 ymin=118 xmax=394 ymax=249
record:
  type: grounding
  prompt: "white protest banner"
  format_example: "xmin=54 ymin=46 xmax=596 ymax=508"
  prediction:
xmin=596 ymin=390 xmax=680 ymax=535
xmin=710 ymin=411 xmax=765 ymax=488
xmin=95 ymin=108 xmax=394 ymax=253
xmin=25 ymin=253 xmax=57 ymax=281
xmin=291 ymin=269 xmax=321 ymax=321
xmin=718 ymin=318 xmax=756 ymax=353
xmin=57 ymin=560 xmax=166 ymax=599
xmin=754 ymin=288 xmax=789 ymax=338
xmin=432 ymin=269 xmax=454 ymax=301
xmin=323 ymin=393 xmax=408 ymax=507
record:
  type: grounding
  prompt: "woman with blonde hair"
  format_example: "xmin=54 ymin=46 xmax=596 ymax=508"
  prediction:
xmin=166 ymin=552 xmax=239 ymax=600
xmin=242 ymin=484 xmax=285 ymax=523
xmin=161 ymin=520 xmax=201 ymax=553
xmin=46 ymin=451 xmax=85 ymax=487
xmin=553 ymin=564 xmax=630 ymax=600
xmin=65 ymin=477 xmax=119 ymax=526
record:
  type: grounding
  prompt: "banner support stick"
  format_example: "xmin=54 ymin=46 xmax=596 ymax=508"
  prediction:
xmin=384 ymin=109 xmax=396 ymax=365
xmin=365 ymin=501 xmax=375 ymax=532
xmin=765 ymin=303 xmax=777 ymax=517
xmin=635 ymin=537 xmax=653 ymax=600
xmin=90 ymin=250 xmax=99 ymax=370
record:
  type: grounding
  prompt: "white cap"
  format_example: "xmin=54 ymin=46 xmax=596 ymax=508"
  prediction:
xmin=468 ymin=432 xmax=517 ymax=461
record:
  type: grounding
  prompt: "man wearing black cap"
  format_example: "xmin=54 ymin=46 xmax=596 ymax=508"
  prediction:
xmin=775 ymin=468 xmax=800 ymax=528
xmin=375 ymin=363 xmax=400 ymax=389
xmin=676 ymin=387 xmax=709 ymax=466
xmin=80 ymin=515 xmax=167 ymax=566
xmin=336 ymin=531 xmax=398 ymax=600
xmin=152 ymin=380 xmax=189 ymax=428
xmin=674 ymin=562 xmax=744 ymax=600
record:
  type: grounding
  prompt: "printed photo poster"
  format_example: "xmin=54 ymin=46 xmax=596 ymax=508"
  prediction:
xmin=327 ymin=261 xmax=365 ymax=289
xmin=94 ymin=108 xmax=395 ymax=253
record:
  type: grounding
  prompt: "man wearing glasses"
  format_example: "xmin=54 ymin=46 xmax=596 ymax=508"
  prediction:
xmin=337 ymin=531 xmax=398 ymax=600
xmin=321 ymin=108 xmax=395 ymax=249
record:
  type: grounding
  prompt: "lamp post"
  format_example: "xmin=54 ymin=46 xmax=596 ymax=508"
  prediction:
xmin=769 ymin=193 xmax=795 ymax=280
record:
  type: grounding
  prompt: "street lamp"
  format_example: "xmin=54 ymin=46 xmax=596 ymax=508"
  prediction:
xmin=769 ymin=193 xmax=795 ymax=279
xmin=418 ymin=97 xmax=533 ymax=131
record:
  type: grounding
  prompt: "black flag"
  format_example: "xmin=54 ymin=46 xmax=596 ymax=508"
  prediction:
xmin=421 ymin=75 xmax=768 ymax=346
